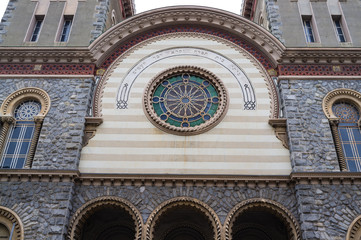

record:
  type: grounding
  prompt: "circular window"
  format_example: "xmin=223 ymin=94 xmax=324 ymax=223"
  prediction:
xmin=14 ymin=100 xmax=41 ymax=120
xmin=143 ymin=66 xmax=228 ymax=135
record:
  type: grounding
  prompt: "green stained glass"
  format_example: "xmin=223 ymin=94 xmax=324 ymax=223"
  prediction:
xmin=151 ymin=73 xmax=221 ymax=128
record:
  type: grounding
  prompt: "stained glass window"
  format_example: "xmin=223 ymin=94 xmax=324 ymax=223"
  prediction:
xmin=333 ymin=102 xmax=361 ymax=172
xmin=143 ymin=67 xmax=228 ymax=135
xmin=0 ymin=100 xmax=41 ymax=169
xmin=152 ymin=73 xmax=219 ymax=128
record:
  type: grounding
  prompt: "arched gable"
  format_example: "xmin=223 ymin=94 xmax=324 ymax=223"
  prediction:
xmin=90 ymin=6 xmax=285 ymax=70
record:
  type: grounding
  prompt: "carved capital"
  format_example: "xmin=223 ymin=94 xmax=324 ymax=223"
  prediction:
xmin=0 ymin=116 xmax=15 ymax=124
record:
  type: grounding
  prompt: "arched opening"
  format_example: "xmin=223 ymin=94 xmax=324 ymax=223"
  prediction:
xmin=80 ymin=206 xmax=135 ymax=240
xmin=0 ymin=223 xmax=10 ymax=240
xmin=146 ymin=197 xmax=221 ymax=240
xmin=231 ymin=210 xmax=289 ymax=240
xmin=225 ymin=199 xmax=300 ymax=240
xmin=152 ymin=205 xmax=214 ymax=240
xmin=68 ymin=197 xmax=142 ymax=240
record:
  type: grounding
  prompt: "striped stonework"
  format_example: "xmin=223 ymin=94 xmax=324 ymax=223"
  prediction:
xmin=79 ymin=35 xmax=291 ymax=175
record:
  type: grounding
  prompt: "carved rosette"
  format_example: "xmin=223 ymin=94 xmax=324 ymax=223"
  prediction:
xmin=143 ymin=66 xmax=228 ymax=135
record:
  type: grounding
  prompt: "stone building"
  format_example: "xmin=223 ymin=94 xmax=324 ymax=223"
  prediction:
xmin=0 ymin=0 xmax=360 ymax=239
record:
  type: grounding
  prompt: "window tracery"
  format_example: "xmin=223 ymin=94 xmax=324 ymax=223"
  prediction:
xmin=323 ymin=89 xmax=361 ymax=171
xmin=0 ymin=88 xmax=50 ymax=169
xmin=143 ymin=66 xmax=228 ymax=135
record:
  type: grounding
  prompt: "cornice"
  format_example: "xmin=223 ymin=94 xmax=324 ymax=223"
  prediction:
xmin=281 ymin=48 xmax=361 ymax=64
xmin=0 ymin=169 xmax=79 ymax=182
xmin=0 ymin=47 xmax=93 ymax=64
xmin=1 ymin=171 xmax=361 ymax=186
xmin=89 ymin=6 xmax=286 ymax=67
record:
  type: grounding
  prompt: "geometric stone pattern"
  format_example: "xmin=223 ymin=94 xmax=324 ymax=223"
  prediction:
xmin=278 ymin=79 xmax=361 ymax=172
xmin=72 ymin=184 xmax=299 ymax=230
xmin=0 ymin=181 xmax=74 ymax=240
xmin=295 ymin=184 xmax=361 ymax=240
xmin=0 ymin=78 xmax=94 ymax=169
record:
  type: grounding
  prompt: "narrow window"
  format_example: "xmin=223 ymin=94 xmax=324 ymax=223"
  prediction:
xmin=333 ymin=17 xmax=346 ymax=42
xmin=332 ymin=102 xmax=361 ymax=172
xmin=302 ymin=17 xmax=315 ymax=43
xmin=60 ymin=16 xmax=73 ymax=42
xmin=0 ymin=100 xmax=41 ymax=169
xmin=30 ymin=15 xmax=44 ymax=42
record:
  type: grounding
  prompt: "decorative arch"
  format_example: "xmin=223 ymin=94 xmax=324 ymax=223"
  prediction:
xmin=67 ymin=196 xmax=143 ymax=240
xmin=145 ymin=197 xmax=222 ymax=240
xmin=346 ymin=215 xmax=361 ymax=240
xmin=0 ymin=87 xmax=51 ymax=168
xmin=323 ymin=88 xmax=361 ymax=120
xmin=0 ymin=206 xmax=24 ymax=240
xmin=89 ymin=6 xmax=285 ymax=69
xmin=1 ymin=87 xmax=50 ymax=117
xmin=224 ymin=198 xmax=301 ymax=240
xmin=92 ymin=33 xmax=280 ymax=118
xmin=323 ymin=88 xmax=361 ymax=171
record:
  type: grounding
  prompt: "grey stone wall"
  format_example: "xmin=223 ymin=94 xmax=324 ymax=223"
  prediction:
xmin=71 ymin=185 xmax=298 ymax=225
xmin=0 ymin=181 xmax=74 ymax=240
xmin=296 ymin=184 xmax=361 ymax=240
xmin=265 ymin=0 xmax=285 ymax=44
xmin=91 ymin=0 xmax=110 ymax=42
xmin=0 ymin=78 xmax=94 ymax=170
xmin=279 ymin=79 xmax=361 ymax=172
xmin=0 ymin=0 xmax=17 ymax=44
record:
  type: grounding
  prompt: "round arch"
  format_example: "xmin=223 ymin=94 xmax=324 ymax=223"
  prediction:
xmin=67 ymin=196 xmax=143 ymax=240
xmin=89 ymin=6 xmax=285 ymax=69
xmin=224 ymin=198 xmax=301 ymax=240
xmin=0 ymin=206 xmax=24 ymax=240
xmin=0 ymin=87 xmax=51 ymax=117
xmin=145 ymin=197 xmax=222 ymax=240
xmin=346 ymin=215 xmax=361 ymax=239
xmin=322 ymin=88 xmax=361 ymax=120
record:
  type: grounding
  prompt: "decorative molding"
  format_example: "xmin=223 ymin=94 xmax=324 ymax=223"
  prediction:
xmin=0 ymin=206 xmax=24 ymax=240
xmin=92 ymin=33 xmax=280 ymax=119
xmin=269 ymin=118 xmax=289 ymax=149
xmin=67 ymin=196 xmax=142 ymax=240
xmin=115 ymin=46 xmax=255 ymax=111
xmin=278 ymin=64 xmax=361 ymax=76
xmin=1 ymin=87 xmax=51 ymax=117
xmin=1 ymin=171 xmax=361 ymax=185
xmin=89 ymin=6 xmax=285 ymax=68
xmin=0 ymin=47 xmax=93 ymax=64
xmin=0 ymin=63 xmax=95 ymax=75
xmin=82 ymin=117 xmax=103 ymax=146
xmin=0 ymin=169 xmax=79 ymax=182
xmin=347 ymin=215 xmax=361 ymax=240
xmin=144 ymin=197 xmax=221 ymax=240
xmin=281 ymin=48 xmax=361 ymax=64
xmin=329 ymin=119 xmax=347 ymax=171
xmin=143 ymin=66 xmax=229 ymax=136
xmin=323 ymin=89 xmax=361 ymax=119
xmin=224 ymin=198 xmax=301 ymax=240
xmin=0 ymin=116 xmax=15 ymax=159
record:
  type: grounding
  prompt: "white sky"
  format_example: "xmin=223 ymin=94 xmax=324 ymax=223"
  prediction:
xmin=0 ymin=0 xmax=242 ymax=20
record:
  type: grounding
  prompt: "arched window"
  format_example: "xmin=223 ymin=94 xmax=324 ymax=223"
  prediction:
xmin=0 ymin=88 xmax=50 ymax=169
xmin=0 ymin=206 xmax=24 ymax=240
xmin=332 ymin=102 xmax=361 ymax=172
xmin=323 ymin=89 xmax=361 ymax=171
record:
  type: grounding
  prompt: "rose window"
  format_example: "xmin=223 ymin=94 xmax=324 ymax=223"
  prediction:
xmin=143 ymin=66 xmax=228 ymax=135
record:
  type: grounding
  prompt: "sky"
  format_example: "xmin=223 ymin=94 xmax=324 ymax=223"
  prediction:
xmin=0 ymin=0 xmax=242 ymax=20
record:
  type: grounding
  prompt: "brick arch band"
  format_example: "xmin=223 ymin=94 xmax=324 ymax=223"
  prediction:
xmin=67 ymin=196 xmax=143 ymax=240
xmin=0 ymin=206 xmax=24 ymax=240
xmin=224 ymin=198 xmax=301 ymax=240
xmin=145 ymin=197 xmax=222 ymax=240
